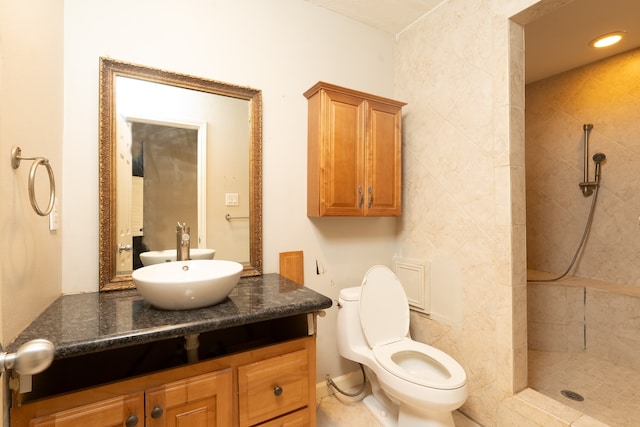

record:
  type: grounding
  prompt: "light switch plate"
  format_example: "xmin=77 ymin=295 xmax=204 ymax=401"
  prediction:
xmin=225 ymin=193 xmax=239 ymax=206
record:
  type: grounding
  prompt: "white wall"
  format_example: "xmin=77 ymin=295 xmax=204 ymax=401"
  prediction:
xmin=0 ymin=0 xmax=63 ymax=424
xmin=62 ymin=0 xmax=398 ymax=380
xmin=0 ymin=0 xmax=63 ymax=344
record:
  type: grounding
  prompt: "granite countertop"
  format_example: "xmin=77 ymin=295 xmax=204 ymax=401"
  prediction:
xmin=8 ymin=274 xmax=333 ymax=359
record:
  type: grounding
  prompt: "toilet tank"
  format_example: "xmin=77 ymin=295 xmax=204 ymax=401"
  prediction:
xmin=337 ymin=286 xmax=371 ymax=364
xmin=339 ymin=286 xmax=361 ymax=303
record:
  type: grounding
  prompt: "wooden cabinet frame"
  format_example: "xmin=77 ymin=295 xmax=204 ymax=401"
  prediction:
xmin=11 ymin=337 xmax=316 ymax=427
xmin=305 ymin=82 xmax=405 ymax=217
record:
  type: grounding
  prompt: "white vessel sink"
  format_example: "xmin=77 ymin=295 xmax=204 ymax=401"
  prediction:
xmin=132 ymin=259 xmax=243 ymax=310
xmin=139 ymin=248 xmax=216 ymax=266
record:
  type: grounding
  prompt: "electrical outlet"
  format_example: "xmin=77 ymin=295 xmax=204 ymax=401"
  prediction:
xmin=49 ymin=199 xmax=59 ymax=231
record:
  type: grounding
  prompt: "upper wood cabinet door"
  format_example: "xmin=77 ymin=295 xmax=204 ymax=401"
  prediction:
xmin=28 ymin=392 xmax=143 ymax=427
xmin=314 ymin=88 xmax=366 ymax=216
xmin=146 ymin=368 xmax=233 ymax=427
xmin=305 ymin=82 xmax=405 ymax=217
xmin=365 ymin=98 xmax=403 ymax=216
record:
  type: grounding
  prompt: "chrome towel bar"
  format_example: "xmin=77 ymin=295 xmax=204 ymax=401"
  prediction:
xmin=225 ymin=213 xmax=249 ymax=221
xmin=11 ymin=146 xmax=56 ymax=216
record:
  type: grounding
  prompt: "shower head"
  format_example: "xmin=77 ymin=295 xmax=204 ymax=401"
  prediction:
xmin=584 ymin=123 xmax=594 ymax=131
xmin=593 ymin=152 xmax=606 ymax=164
xmin=593 ymin=152 xmax=606 ymax=183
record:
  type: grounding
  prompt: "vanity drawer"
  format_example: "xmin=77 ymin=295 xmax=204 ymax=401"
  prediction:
xmin=238 ymin=349 xmax=309 ymax=426
xmin=255 ymin=407 xmax=310 ymax=427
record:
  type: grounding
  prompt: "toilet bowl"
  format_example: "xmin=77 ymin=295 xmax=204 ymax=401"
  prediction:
xmin=337 ymin=265 xmax=468 ymax=427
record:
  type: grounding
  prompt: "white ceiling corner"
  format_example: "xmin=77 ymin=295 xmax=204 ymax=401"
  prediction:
xmin=304 ymin=0 xmax=640 ymax=84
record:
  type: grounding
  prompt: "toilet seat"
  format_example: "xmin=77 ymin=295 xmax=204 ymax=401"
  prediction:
xmin=372 ymin=338 xmax=466 ymax=390
xmin=359 ymin=266 xmax=466 ymax=391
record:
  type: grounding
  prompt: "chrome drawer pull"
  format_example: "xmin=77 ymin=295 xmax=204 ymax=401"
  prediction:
xmin=273 ymin=385 xmax=283 ymax=397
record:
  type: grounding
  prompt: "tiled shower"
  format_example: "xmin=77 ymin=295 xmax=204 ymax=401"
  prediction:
xmin=526 ymin=47 xmax=640 ymax=424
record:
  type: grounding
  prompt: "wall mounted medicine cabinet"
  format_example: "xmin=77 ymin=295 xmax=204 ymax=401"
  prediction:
xmin=304 ymin=82 xmax=406 ymax=217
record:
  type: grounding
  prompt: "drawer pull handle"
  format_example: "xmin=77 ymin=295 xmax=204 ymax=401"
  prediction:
xmin=273 ymin=385 xmax=283 ymax=397
xmin=125 ymin=414 xmax=139 ymax=427
xmin=151 ymin=406 xmax=164 ymax=419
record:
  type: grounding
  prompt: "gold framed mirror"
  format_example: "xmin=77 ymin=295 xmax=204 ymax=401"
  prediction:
xmin=99 ymin=57 xmax=262 ymax=291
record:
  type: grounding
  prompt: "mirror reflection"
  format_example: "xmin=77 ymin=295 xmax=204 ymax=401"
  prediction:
xmin=99 ymin=58 xmax=262 ymax=291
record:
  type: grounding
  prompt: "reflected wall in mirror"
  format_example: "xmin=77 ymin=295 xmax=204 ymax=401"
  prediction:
xmin=99 ymin=57 xmax=262 ymax=291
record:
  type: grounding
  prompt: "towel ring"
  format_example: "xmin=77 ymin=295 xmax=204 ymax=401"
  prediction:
xmin=11 ymin=146 xmax=56 ymax=216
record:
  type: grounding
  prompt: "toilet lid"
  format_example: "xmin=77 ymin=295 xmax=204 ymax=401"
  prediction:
xmin=360 ymin=265 xmax=410 ymax=348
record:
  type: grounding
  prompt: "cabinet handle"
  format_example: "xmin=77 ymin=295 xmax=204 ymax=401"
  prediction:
xmin=125 ymin=414 xmax=139 ymax=427
xmin=358 ymin=186 xmax=364 ymax=208
xmin=368 ymin=186 xmax=373 ymax=208
xmin=151 ymin=406 xmax=164 ymax=419
xmin=273 ymin=385 xmax=283 ymax=396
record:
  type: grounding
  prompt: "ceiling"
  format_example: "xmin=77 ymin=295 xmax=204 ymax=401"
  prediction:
xmin=305 ymin=0 xmax=640 ymax=83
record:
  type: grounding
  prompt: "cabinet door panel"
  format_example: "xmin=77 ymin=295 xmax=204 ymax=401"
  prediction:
xmin=321 ymin=90 xmax=365 ymax=215
xmin=146 ymin=368 xmax=233 ymax=427
xmin=30 ymin=392 xmax=143 ymax=427
xmin=366 ymin=99 xmax=402 ymax=216
xmin=238 ymin=349 xmax=309 ymax=426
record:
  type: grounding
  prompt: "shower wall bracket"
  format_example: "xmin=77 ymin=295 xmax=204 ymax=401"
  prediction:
xmin=579 ymin=181 xmax=598 ymax=197
xmin=579 ymin=124 xmax=605 ymax=197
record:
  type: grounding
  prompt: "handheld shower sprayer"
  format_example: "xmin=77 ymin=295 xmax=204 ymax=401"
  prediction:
xmin=529 ymin=125 xmax=606 ymax=283
xmin=579 ymin=124 xmax=605 ymax=197
xmin=593 ymin=152 xmax=606 ymax=183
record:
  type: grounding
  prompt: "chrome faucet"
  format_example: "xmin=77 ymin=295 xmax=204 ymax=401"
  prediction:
xmin=176 ymin=221 xmax=191 ymax=261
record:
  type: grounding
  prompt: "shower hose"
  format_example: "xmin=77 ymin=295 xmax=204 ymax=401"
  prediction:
xmin=527 ymin=185 xmax=600 ymax=283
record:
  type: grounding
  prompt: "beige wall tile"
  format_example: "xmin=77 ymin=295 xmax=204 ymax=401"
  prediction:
xmin=526 ymin=48 xmax=640 ymax=286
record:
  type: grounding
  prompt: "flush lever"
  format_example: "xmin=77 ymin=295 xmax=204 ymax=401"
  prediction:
xmin=0 ymin=339 xmax=55 ymax=376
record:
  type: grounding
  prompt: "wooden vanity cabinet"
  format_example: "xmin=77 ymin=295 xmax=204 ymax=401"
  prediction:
xmin=304 ymin=81 xmax=406 ymax=217
xmin=13 ymin=369 xmax=233 ymax=427
xmin=238 ymin=349 xmax=310 ymax=426
xmin=27 ymin=392 xmax=145 ymax=427
xmin=145 ymin=369 xmax=233 ymax=426
xmin=11 ymin=337 xmax=316 ymax=427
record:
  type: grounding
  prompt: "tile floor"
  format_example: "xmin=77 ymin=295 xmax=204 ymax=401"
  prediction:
xmin=316 ymin=392 xmax=479 ymax=426
xmin=529 ymin=350 xmax=640 ymax=426
xmin=316 ymin=350 xmax=640 ymax=426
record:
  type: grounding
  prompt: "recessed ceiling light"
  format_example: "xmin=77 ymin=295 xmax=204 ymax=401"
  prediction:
xmin=590 ymin=31 xmax=625 ymax=48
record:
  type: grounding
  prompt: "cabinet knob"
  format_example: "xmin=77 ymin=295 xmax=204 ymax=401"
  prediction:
xmin=151 ymin=406 xmax=164 ymax=419
xmin=273 ymin=385 xmax=283 ymax=397
xmin=125 ymin=414 xmax=139 ymax=427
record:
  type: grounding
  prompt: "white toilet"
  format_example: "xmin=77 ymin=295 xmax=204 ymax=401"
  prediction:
xmin=337 ymin=265 xmax=468 ymax=427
